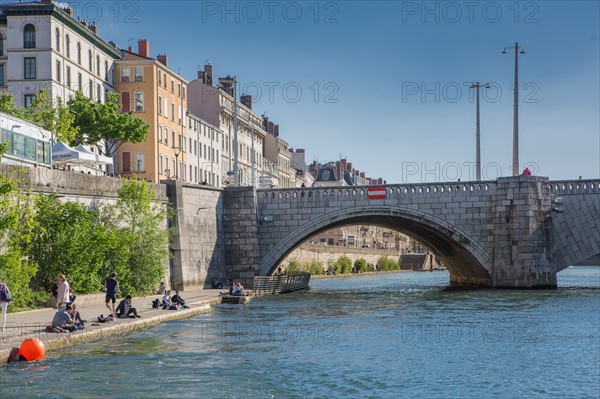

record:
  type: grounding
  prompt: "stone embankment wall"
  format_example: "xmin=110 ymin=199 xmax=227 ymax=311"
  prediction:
xmin=281 ymin=243 xmax=401 ymax=269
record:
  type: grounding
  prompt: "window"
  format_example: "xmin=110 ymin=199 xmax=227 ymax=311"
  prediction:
xmin=182 ymin=87 xmax=186 ymax=99
xmin=164 ymin=98 xmax=168 ymax=118
xmin=189 ymin=137 xmax=192 ymax=152
xmin=88 ymin=79 xmax=93 ymax=99
xmin=178 ymin=83 xmax=181 ymax=96
xmin=159 ymin=156 xmax=163 ymax=174
xmin=164 ymin=157 xmax=169 ymax=175
xmin=178 ymin=134 xmax=182 ymax=148
xmin=88 ymin=50 xmax=93 ymax=71
xmin=172 ymin=159 xmax=175 ymax=176
xmin=65 ymin=35 xmax=70 ymax=58
xmin=23 ymin=24 xmax=36 ymax=48
xmin=134 ymin=91 xmax=144 ymax=112
xmin=55 ymin=28 xmax=60 ymax=52
xmin=0 ymin=35 xmax=4 ymax=56
xmin=194 ymin=140 xmax=197 ymax=155
xmin=66 ymin=66 xmax=71 ymax=88
xmin=171 ymin=102 xmax=174 ymax=120
xmin=135 ymin=67 xmax=143 ymax=82
xmin=121 ymin=91 xmax=130 ymax=112
xmin=157 ymin=69 xmax=161 ymax=85
xmin=171 ymin=79 xmax=174 ymax=93
xmin=78 ymin=73 xmax=82 ymax=91
xmin=77 ymin=43 xmax=81 ymax=64
xmin=135 ymin=152 xmax=144 ymax=171
xmin=97 ymin=84 xmax=101 ymax=102
xmin=158 ymin=125 xmax=162 ymax=142
xmin=178 ymin=105 xmax=182 ymax=124
xmin=56 ymin=60 xmax=61 ymax=82
xmin=104 ymin=61 xmax=108 ymax=81
xmin=158 ymin=95 xmax=162 ymax=115
xmin=122 ymin=152 xmax=131 ymax=173
xmin=121 ymin=67 xmax=130 ymax=82
xmin=171 ymin=130 xmax=175 ymax=146
xmin=164 ymin=128 xmax=168 ymax=145
xmin=24 ymin=94 xmax=35 ymax=108
xmin=24 ymin=57 xmax=36 ymax=79
xmin=0 ymin=65 xmax=4 ymax=87
xmin=96 ymin=55 xmax=100 ymax=76
xmin=189 ymin=165 xmax=192 ymax=181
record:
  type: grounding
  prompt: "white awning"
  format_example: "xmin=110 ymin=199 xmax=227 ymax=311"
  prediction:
xmin=51 ymin=141 xmax=113 ymax=167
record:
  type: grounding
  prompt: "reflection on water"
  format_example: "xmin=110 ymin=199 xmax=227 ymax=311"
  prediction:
xmin=1 ymin=268 xmax=598 ymax=399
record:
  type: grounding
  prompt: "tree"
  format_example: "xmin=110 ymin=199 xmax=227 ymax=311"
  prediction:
xmin=114 ymin=177 xmax=170 ymax=294
xmin=0 ymin=93 xmax=25 ymax=119
xmin=0 ymin=145 xmax=39 ymax=307
xmin=30 ymin=195 xmax=110 ymax=293
xmin=68 ymin=91 xmax=148 ymax=157
xmin=354 ymin=258 xmax=367 ymax=273
xmin=23 ymin=89 xmax=78 ymax=143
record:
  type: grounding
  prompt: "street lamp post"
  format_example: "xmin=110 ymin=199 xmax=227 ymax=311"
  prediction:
xmin=173 ymin=146 xmax=182 ymax=180
xmin=502 ymin=42 xmax=525 ymax=176
xmin=470 ymin=82 xmax=490 ymax=181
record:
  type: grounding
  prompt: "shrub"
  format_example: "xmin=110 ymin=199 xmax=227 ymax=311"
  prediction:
xmin=354 ymin=258 xmax=367 ymax=273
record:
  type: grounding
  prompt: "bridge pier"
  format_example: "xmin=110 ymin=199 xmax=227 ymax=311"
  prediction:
xmin=487 ymin=177 xmax=556 ymax=288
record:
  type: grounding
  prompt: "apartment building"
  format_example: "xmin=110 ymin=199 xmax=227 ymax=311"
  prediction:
xmin=188 ymin=65 xmax=267 ymax=187
xmin=0 ymin=1 xmax=121 ymax=107
xmin=114 ymin=40 xmax=188 ymax=183
xmin=187 ymin=112 xmax=222 ymax=186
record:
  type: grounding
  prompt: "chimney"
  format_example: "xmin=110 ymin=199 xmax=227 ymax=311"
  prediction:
xmin=197 ymin=69 xmax=205 ymax=82
xmin=128 ymin=44 xmax=133 ymax=52
xmin=297 ymin=148 xmax=305 ymax=153
xmin=360 ymin=172 xmax=365 ymax=178
xmin=341 ymin=159 xmax=347 ymax=171
xmin=218 ymin=76 xmax=234 ymax=96
xmin=347 ymin=162 xmax=352 ymax=172
xmin=268 ymin=121 xmax=274 ymax=135
xmin=138 ymin=39 xmax=149 ymax=57
xmin=80 ymin=20 xmax=88 ymax=27
xmin=157 ymin=54 xmax=168 ymax=66
xmin=61 ymin=7 xmax=72 ymax=16
xmin=204 ymin=64 xmax=213 ymax=86
xmin=240 ymin=95 xmax=252 ymax=109
xmin=273 ymin=124 xmax=279 ymax=137
xmin=263 ymin=117 xmax=269 ymax=131
xmin=89 ymin=23 xmax=98 ymax=35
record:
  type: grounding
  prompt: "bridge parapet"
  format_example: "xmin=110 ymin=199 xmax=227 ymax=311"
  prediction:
xmin=547 ymin=180 xmax=599 ymax=195
xmin=257 ymin=181 xmax=496 ymax=203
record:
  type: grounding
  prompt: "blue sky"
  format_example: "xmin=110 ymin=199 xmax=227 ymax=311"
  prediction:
xmin=67 ymin=1 xmax=599 ymax=183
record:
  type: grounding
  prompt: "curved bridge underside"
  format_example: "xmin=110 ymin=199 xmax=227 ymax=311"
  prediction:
xmin=259 ymin=207 xmax=493 ymax=286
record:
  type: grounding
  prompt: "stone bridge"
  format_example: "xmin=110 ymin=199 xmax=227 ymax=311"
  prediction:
xmin=222 ymin=176 xmax=599 ymax=289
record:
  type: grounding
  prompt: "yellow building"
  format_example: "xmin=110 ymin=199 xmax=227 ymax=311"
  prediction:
xmin=114 ymin=39 xmax=188 ymax=182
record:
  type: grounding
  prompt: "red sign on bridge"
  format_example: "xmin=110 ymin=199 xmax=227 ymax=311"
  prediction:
xmin=367 ymin=186 xmax=387 ymax=200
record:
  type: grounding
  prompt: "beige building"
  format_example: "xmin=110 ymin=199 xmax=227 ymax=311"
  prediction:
xmin=114 ymin=40 xmax=188 ymax=183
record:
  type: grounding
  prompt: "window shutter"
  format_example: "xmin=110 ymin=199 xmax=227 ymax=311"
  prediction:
xmin=121 ymin=91 xmax=130 ymax=112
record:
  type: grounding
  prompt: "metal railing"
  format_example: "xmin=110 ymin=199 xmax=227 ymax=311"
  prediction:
xmin=253 ymin=272 xmax=311 ymax=295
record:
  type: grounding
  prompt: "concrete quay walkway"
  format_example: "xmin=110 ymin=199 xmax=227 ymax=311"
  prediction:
xmin=0 ymin=290 xmax=224 ymax=366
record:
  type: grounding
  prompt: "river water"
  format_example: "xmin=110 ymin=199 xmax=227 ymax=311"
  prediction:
xmin=1 ymin=267 xmax=599 ymax=399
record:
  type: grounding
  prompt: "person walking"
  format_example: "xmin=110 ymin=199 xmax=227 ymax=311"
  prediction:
xmin=0 ymin=281 xmax=13 ymax=331
xmin=104 ymin=272 xmax=119 ymax=319
xmin=56 ymin=274 xmax=70 ymax=310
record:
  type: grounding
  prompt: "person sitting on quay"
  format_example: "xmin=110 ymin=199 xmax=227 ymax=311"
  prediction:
xmin=69 ymin=303 xmax=87 ymax=330
xmin=231 ymin=282 xmax=247 ymax=297
xmin=47 ymin=304 xmax=76 ymax=333
xmin=153 ymin=281 xmax=166 ymax=295
xmin=161 ymin=290 xmax=177 ymax=310
xmin=116 ymin=295 xmax=141 ymax=318
xmin=171 ymin=290 xmax=189 ymax=309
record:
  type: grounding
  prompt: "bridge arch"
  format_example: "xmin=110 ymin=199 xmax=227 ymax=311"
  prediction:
xmin=259 ymin=206 xmax=493 ymax=286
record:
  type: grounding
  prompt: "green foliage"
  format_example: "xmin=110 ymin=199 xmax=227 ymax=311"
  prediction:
xmin=354 ymin=258 xmax=367 ymax=273
xmin=30 ymin=195 xmax=109 ymax=293
xmin=114 ymin=177 xmax=170 ymax=294
xmin=285 ymin=259 xmax=323 ymax=275
xmin=0 ymin=92 xmax=25 ymax=119
xmin=0 ymin=170 xmax=39 ymax=308
xmin=332 ymin=256 xmax=353 ymax=274
xmin=68 ymin=91 xmax=148 ymax=157
xmin=23 ymin=89 xmax=78 ymax=143
xmin=378 ymin=256 xmax=400 ymax=271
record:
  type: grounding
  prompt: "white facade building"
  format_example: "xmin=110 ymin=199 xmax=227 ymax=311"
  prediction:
xmin=187 ymin=112 xmax=222 ymax=187
xmin=0 ymin=1 xmax=122 ymax=108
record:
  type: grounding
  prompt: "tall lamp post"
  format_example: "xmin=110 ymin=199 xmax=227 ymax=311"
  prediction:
xmin=470 ymin=82 xmax=490 ymax=181
xmin=502 ymin=42 xmax=525 ymax=176
xmin=173 ymin=146 xmax=182 ymax=180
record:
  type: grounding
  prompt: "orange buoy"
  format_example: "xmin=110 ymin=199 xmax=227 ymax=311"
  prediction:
xmin=18 ymin=338 xmax=46 ymax=361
